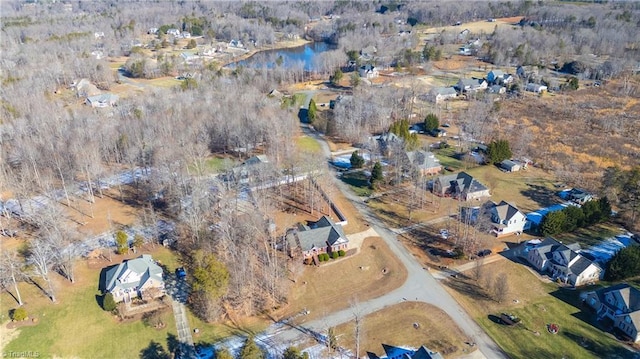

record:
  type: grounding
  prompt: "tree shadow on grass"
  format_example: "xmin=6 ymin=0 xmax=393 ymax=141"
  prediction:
xmin=563 ymin=329 xmax=635 ymax=359
xmin=139 ymin=340 xmax=170 ymax=359
xmin=488 ymin=314 xmax=503 ymax=325
xmin=442 ymin=277 xmax=491 ymax=302
xmin=520 ymin=183 xmax=561 ymax=210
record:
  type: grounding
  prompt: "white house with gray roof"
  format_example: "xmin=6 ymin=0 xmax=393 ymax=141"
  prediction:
xmin=286 ymin=216 xmax=348 ymax=261
xmin=428 ymin=87 xmax=458 ymax=103
xmin=583 ymin=284 xmax=640 ymax=342
xmin=490 ymin=200 xmax=526 ymax=237
xmin=526 ymin=238 xmax=601 ymax=287
xmin=103 ymin=254 xmax=165 ymax=303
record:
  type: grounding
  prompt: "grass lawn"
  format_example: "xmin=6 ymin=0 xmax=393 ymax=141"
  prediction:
xmin=188 ymin=156 xmax=237 ymax=175
xmin=554 ymin=223 xmax=621 ymax=248
xmin=334 ymin=302 xmax=469 ymax=358
xmin=2 ymin=256 xmax=177 ymax=358
xmin=433 ymin=147 xmax=465 ymax=170
xmin=340 ymin=171 xmax=373 ymax=197
xmin=278 ymin=237 xmax=407 ymax=322
xmin=445 ymin=259 xmax=632 ymax=359
xmin=296 ymin=135 xmax=322 ymax=153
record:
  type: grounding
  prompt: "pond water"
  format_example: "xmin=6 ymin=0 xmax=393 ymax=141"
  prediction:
xmin=227 ymin=42 xmax=337 ymax=72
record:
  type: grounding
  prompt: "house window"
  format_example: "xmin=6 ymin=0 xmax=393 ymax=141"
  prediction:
xmin=626 ymin=316 xmax=632 ymax=324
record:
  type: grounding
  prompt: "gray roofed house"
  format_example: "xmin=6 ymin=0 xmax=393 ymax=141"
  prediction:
xmin=359 ymin=64 xmax=379 ymax=79
xmin=405 ymin=150 xmax=442 ymax=176
xmin=455 ymin=78 xmax=488 ymax=93
xmin=429 ymin=87 xmax=458 ymax=103
xmin=525 ymin=237 xmax=601 ymax=286
xmin=432 ymin=171 xmax=490 ymax=201
xmin=86 ymin=93 xmax=119 ymax=108
xmin=367 ymin=344 xmax=443 ymax=359
xmin=490 ymin=200 xmax=526 ymax=237
xmin=500 ymin=159 xmax=521 ymax=172
xmin=103 ymin=254 xmax=165 ymax=303
xmin=583 ymin=284 xmax=640 ymax=342
xmin=487 ymin=69 xmax=505 ymax=84
xmin=285 ymin=215 xmax=349 ymax=261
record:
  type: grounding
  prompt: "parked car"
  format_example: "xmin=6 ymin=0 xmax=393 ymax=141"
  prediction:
xmin=440 ymin=229 xmax=449 ymax=239
xmin=477 ymin=249 xmax=492 ymax=257
xmin=176 ymin=267 xmax=187 ymax=279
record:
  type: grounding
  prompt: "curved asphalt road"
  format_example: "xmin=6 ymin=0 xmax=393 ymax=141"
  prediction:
xmin=290 ymin=125 xmax=507 ymax=359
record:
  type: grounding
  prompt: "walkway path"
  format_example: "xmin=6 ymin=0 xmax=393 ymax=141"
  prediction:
xmin=166 ymin=274 xmax=195 ymax=358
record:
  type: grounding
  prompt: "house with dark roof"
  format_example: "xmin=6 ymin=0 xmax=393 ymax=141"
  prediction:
xmin=405 ymin=150 xmax=442 ymax=176
xmin=359 ymin=64 xmax=379 ymax=79
xmin=583 ymin=284 xmax=640 ymax=342
xmin=102 ymin=254 xmax=165 ymax=303
xmin=285 ymin=216 xmax=349 ymax=261
xmin=560 ymin=188 xmax=594 ymax=205
xmin=367 ymin=344 xmax=443 ymax=359
xmin=490 ymin=201 xmax=526 ymax=237
xmin=525 ymin=238 xmax=601 ymax=286
xmin=432 ymin=172 xmax=490 ymax=201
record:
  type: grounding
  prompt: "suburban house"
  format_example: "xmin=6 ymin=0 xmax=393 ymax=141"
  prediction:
xmin=525 ymin=237 xmax=601 ymax=286
xmin=455 ymin=78 xmax=488 ymax=93
xmin=74 ymin=78 xmax=101 ymax=97
xmin=102 ymin=254 xmax=165 ymax=303
xmin=376 ymin=131 xmax=403 ymax=155
xmin=525 ymin=83 xmax=548 ymax=93
xmin=228 ymin=39 xmax=244 ymax=48
xmin=487 ymin=70 xmax=505 ymax=84
xmin=359 ymin=64 xmax=379 ymax=79
xmin=405 ymin=150 xmax=442 ymax=176
xmin=488 ymin=85 xmax=507 ymax=95
xmin=583 ymin=284 xmax=640 ymax=342
xmin=86 ymin=93 xmax=119 ymax=108
xmin=367 ymin=344 xmax=443 ymax=359
xmin=428 ymin=87 xmax=458 ymax=103
xmin=560 ymin=188 xmax=594 ymax=205
xmin=500 ymin=159 xmax=521 ymax=172
xmin=224 ymin=154 xmax=270 ymax=183
xmin=166 ymin=28 xmax=180 ymax=36
xmin=458 ymin=46 xmax=472 ymax=56
xmin=432 ymin=172 xmax=490 ymax=201
xmin=285 ymin=216 xmax=349 ymax=261
xmin=490 ymin=200 xmax=526 ymax=237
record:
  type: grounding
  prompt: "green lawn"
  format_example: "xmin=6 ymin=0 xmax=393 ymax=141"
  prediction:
xmin=478 ymin=291 xmax=631 ymax=359
xmin=340 ymin=171 xmax=373 ymax=197
xmin=554 ymin=223 xmax=621 ymax=248
xmin=188 ymin=157 xmax=237 ymax=175
xmin=296 ymin=136 xmax=322 ymax=153
xmin=4 ymin=276 xmax=177 ymax=358
xmin=433 ymin=147 xmax=465 ymax=170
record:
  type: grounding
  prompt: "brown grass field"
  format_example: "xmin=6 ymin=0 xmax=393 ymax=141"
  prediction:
xmin=277 ymin=237 xmax=408 ymax=322
xmin=334 ymin=302 xmax=470 ymax=358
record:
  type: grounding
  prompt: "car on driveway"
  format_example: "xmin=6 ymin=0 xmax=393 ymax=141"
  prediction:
xmin=440 ymin=229 xmax=449 ymax=239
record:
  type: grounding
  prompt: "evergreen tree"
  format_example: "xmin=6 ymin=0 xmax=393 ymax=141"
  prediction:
xmin=424 ymin=113 xmax=439 ymax=132
xmin=540 ymin=211 xmax=566 ymax=236
xmin=240 ymin=336 xmax=264 ymax=359
xmin=308 ymin=99 xmax=317 ymax=124
xmin=605 ymin=246 xmax=640 ymax=281
xmin=191 ymin=250 xmax=229 ymax=299
xmin=103 ymin=293 xmax=117 ymax=311
xmin=371 ymin=161 xmax=384 ymax=187
xmin=330 ymin=69 xmax=343 ymax=86
xmin=115 ymin=230 xmax=129 ymax=254
xmin=486 ymin=139 xmax=512 ymax=164
xmin=350 ymin=151 xmax=365 ymax=169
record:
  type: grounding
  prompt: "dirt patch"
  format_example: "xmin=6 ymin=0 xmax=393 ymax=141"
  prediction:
xmin=65 ymin=191 xmax=141 ymax=236
xmin=6 ymin=317 xmax=39 ymax=330
xmin=278 ymin=236 xmax=407 ymax=322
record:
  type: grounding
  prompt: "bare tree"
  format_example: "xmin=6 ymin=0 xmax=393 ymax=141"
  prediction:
xmin=0 ymin=250 xmax=25 ymax=306
xmin=26 ymin=238 xmax=57 ymax=302
xmin=492 ymin=272 xmax=510 ymax=303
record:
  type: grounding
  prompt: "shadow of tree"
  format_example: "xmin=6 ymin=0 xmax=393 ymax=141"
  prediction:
xmin=442 ymin=277 xmax=491 ymax=302
xmin=563 ymin=329 xmax=634 ymax=359
xmin=166 ymin=333 xmax=179 ymax=355
xmin=139 ymin=340 xmax=170 ymax=359
xmin=520 ymin=183 xmax=561 ymax=210
xmin=488 ymin=314 xmax=503 ymax=324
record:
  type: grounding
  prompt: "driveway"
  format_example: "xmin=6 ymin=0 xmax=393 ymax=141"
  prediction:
xmin=165 ymin=273 xmax=195 ymax=358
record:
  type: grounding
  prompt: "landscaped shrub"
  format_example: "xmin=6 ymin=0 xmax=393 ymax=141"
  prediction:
xmin=11 ymin=307 xmax=27 ymax=321
xmin=103 ymin=293 xmax=117 ymax=312
xmin=331 ymin=252 xmax=339 ymax=259
xmin=320 ymin=253 xmax=330 ymax=261
xmin=338 ymin=250 xmax=346 ymax=257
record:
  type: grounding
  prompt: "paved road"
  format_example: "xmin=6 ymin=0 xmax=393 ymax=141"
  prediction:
xmin=288 ymin=125 xmax=508 ymax=359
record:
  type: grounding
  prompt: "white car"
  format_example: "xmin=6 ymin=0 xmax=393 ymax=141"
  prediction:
xmin=439 ymin=229 xmax=449 ymax=239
